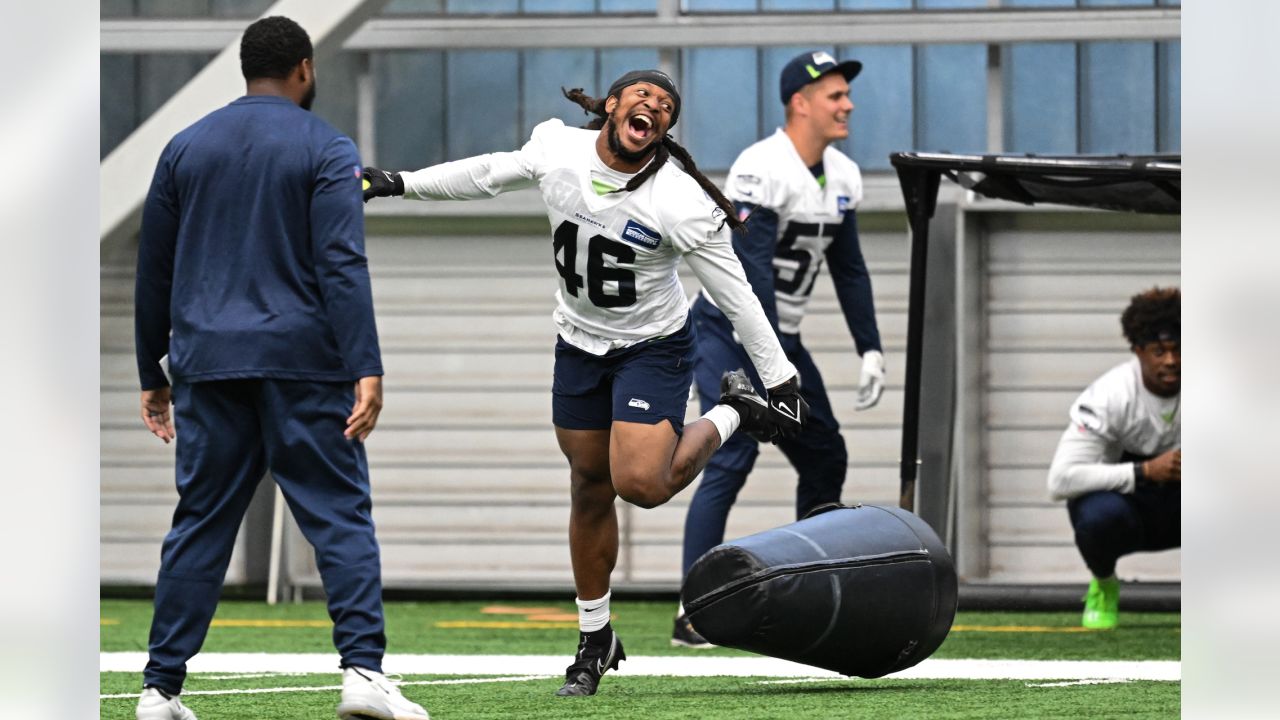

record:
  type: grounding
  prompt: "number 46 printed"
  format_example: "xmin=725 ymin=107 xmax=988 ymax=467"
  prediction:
xmin=553 ymin=219 xmax=638 ymax=308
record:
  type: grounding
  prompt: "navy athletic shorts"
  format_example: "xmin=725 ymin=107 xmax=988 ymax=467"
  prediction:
xmin=552 ymin=316 xmax=696 ymax=432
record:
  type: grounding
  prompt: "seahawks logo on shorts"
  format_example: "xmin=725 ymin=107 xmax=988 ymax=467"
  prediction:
xmin=628 ymin=398 xmax=651 ymax=411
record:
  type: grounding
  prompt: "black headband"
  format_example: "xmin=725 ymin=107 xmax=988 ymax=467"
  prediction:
xmin=607 ymin=69 xmax=681 ymax=127
xmin=1135 ymin=327 xmax=1180 ymax=346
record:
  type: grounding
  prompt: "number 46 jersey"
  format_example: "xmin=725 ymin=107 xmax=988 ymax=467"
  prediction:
xmin=400 ymin=119 xmax=797 ymax=388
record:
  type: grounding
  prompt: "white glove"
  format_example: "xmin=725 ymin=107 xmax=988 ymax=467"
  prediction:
xmin=854 ymin=350 xmax=885 ymax=411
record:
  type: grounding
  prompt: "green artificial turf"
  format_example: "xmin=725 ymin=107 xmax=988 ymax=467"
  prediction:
xmin=100 ymin=599 xmax=1181 ymax=661
xmin=100 ymin=672 xmax=1180 ymax=720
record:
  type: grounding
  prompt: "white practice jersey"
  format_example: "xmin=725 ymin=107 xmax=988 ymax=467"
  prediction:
xmin=1047 ymin=357 xmax=1181 ymax=500
xmin=399 ymin=119 xmax=797 ymax=388
xmin=721 ymin=129 xmax=864 ymax=334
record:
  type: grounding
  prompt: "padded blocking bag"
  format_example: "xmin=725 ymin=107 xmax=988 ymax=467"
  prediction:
xmin=681 ymin=504 xmax=957 ymax=677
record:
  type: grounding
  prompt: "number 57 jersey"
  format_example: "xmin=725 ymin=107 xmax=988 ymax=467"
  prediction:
xmin=724 ymin=129 xmax=864 ymax=335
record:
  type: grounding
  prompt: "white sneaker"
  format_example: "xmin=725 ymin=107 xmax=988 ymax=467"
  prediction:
xmin=136 ymin=686 xmax=197 ymax=720
xmin=336 ymin=666 xmax=430 ymax=720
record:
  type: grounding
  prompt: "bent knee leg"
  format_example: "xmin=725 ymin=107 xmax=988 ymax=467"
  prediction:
xmin=613 ymin=470 xmax=670 ymax=509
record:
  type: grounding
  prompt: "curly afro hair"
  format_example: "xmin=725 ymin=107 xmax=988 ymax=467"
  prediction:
xmin=240 ymin=16 xmax=312 ymax=82
xmin=1120 ymin=286 xmax=1180 ymax=347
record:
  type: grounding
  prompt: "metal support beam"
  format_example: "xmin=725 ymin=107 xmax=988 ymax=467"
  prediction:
xmin=101 ymin=8 xmax=1180 ymax=53
xmin=893 ymin=165 xmax=942 ymax=512
xmin=99 ymin=0 xmax=391 ymax=244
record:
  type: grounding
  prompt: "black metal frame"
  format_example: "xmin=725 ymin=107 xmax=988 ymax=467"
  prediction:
xmin=888 ymin=151 xmax=1181 ymax=513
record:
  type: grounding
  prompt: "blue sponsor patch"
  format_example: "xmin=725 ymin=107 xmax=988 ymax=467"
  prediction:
xmin=837 ymin=195 xmax=851 ymax=212
xmin=620 ymin=219 xmax=662 ymax=250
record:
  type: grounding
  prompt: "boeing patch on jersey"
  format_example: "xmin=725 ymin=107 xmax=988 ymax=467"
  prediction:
xmin=621 ymin=219 xmax=662 ymax=250
xmin=736 ymin=174 xmax=761 ymax=186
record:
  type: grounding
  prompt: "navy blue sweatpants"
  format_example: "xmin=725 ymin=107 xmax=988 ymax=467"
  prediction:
xmin=1067 ymin=481 xmax=1181 ymax=579
xmin=681 ymin=297 xmax=848 ymax=575
xmin=144 ymin=379 xmax=385 ymax=694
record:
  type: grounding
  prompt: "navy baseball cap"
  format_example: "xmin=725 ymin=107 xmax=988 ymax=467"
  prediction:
xmin=779 ymin=50 xmax=862 ymax=105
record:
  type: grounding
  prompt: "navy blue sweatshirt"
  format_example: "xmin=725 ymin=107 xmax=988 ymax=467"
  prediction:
xmin=135 ymin=95 xmax=381 ymax=390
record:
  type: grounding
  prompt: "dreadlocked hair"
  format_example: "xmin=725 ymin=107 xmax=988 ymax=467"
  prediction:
xmin=561 ymin=87 xmax=746 ymax=233
xmin=1120 ymin=286 xmax=1180 ymax=347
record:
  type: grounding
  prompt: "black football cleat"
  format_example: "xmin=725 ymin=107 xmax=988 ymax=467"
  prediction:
xmin=556 ymin=625 xmax=626 ymax=697
xmin=671 ymin=614 xmax=713 ymax=649
xmin=719 ymin=369 xmax=775 ymax=443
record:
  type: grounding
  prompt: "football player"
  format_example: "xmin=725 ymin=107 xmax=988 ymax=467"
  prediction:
xmin=1047 ymin=287 xmax=1181 ymax=629
xmin=362 ymin=69 xmax=807 ymax=696
xmin=673 ymin=51 xmax=885 ymax=648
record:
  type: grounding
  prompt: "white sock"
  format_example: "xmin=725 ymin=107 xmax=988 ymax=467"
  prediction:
xmin=576 ymin=590 xmax=612 ymax=632
xmin=677 ymin=601 xmax=687 ymax=618
xmin=702 ymin=405 xmax=741 ymax=445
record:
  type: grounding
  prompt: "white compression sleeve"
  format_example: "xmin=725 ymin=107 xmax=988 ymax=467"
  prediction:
xmin=1046 ymin=425 xmax=1136 ymax=501
xmin=683 ymin=240 xmax=797 ymax=389
xmin=400 ymin=151 xmax=538 ymax=201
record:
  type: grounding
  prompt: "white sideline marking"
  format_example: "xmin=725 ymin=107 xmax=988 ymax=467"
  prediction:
xmin=100 ymin=674 xmax=553 ymax=700
xmin=100 ymin=652 xmax=1180 ymax=682
xmin=1027 ymin=678 xmax=1133 ymax=688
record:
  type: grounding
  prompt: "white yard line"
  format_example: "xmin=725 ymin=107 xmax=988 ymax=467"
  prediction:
xmin=101 ymin=652 xmax=1180 ymax=682
xmin=100 ymin=675 xmax=554 ymax=700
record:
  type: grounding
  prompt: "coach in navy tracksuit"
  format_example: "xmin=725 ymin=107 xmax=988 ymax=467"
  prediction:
xmin=131 ymin=17 xmax=428 ymax=720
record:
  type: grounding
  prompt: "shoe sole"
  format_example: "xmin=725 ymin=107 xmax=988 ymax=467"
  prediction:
xmin=337 ymin=705 xmax=428 ymax=720
xmin=671 ymin=637 xmax=714 ymax=649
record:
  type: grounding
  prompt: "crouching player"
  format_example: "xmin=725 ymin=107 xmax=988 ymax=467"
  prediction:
xmin=1047 ymin=287 xmax=1180 ymax=629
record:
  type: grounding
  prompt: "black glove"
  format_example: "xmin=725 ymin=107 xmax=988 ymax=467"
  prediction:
xmin=362 ymin=167 xmax=404 ymax=203
xmin=766 ymin=376 xmax=809 ymax=440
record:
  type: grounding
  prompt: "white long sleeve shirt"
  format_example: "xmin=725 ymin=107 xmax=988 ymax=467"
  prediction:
xmin=1046 ymin=357 xmax=1181 ymax=501
xmin=400 ymin=119 xmax=797 ymax=388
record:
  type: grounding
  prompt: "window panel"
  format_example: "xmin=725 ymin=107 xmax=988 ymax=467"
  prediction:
xmin=1080 ymin=0 xmax=1154 ymax=6
xmin=917 ymin=0 xmax=990 ymax=8
xmin=597 ymin=48 xmax=661 ymax=93
xmin=101 ymin=0 xmax=135 ymax=17
xmin=762 ymin=0 xmax=836 ymax=10
xmin=761 ymin=46 xmax=826 ymax=135
xmin=600 ymin=0 xmax=659 ymax=11
xmin=683 ymin=0 xmax=756 ymax=11
xmin=1003 ymin=0 xmax=1076 ymax=6
xmin=372 ymin=51 xmax=446 ymax=170
xmin=446 ymin=50 xmax=521 ymax=158
xmin=841 ymin=44 xmax=912 ymax=171
xmin=137 ymin=0 xmax=205 ymax=18
xmin=101 ymin=55 xmax=138 ymax=158
xmin=523 ymin=0 xmax=595 ymax=12
xmin=138 ymin=54 xmax=214 ymax=120
xmin=1004 ymin=42 xmax=1078 ymax=154
xmin=1158 ymin=40 xmax=1179 ymax=152
xmin=682 ymin=48 xmax=760 ymax=171
xmin=383 ymin=0 xmax=446 ymax=13
xmin=310 ymin=51 xmax=362 ymax=142
xmin=839 ymin=0 xmax=911 ymax=9
xmin=1080 ymin=41 xmax=1155 ymax=153
xmin=523 ymin=49 xmax=597 ymax=138
xmin=445 ymin=0 xmax=519 ymax=13
xmin=209 ymin=0 xmax=275 ymax=17
xmin=916 ymin=44 xmax=986 ymax=153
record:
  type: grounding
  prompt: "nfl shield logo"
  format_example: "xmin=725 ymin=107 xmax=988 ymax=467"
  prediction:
xmin=837 ymin=195 xmax=850 ymax=212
